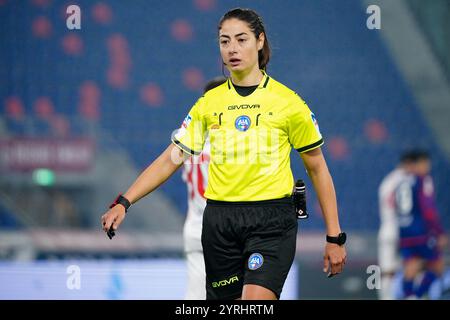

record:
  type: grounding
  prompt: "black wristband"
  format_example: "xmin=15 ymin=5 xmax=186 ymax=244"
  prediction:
xmin=326 ymin=232 xmax=346 ymax=246
xmin=109 ymin=194 xmax=131 ymax=212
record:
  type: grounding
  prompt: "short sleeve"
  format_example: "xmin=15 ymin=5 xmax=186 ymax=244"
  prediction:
xmin=287 ymin=95 xmax=324 ymax=153
xmin=171 ymin=97 xmax=206 ymax=155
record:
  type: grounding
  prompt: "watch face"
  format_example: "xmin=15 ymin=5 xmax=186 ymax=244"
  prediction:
xmin=339 ymin=232 xmax=346 ymax=245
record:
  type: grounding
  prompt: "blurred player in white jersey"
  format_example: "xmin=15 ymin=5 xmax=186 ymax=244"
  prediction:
xmin=378 ymin=158 xmax=408 ymax=299
xmin=182 ymin=77 xmax=227 ymax=299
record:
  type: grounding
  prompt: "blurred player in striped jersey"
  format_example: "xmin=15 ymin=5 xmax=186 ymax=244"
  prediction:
xmin=378 ymin=150 xmax=447 ymax=299
xmin=182 ymin=77 xmax=226 ymax=300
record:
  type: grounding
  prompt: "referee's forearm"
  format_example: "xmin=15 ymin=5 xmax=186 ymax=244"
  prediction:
xmin=123 ymin=144 xmax=184 ymax=204
xmin=308 ymin=166 xmax=341 ymax=236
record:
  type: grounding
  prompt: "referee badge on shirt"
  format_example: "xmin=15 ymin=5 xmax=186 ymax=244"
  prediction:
xmin=311 ymin=112 xmax=321 ymax=135
xmin=181 ymin=114 xmax=192 ymax=128
xmin=235 ymin=115 xmax=251 ymax=132
xmin=248 ymin=253 xmax=264 ymax=270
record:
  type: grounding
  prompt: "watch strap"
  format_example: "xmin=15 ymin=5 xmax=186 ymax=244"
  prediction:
xmin=109 ymin=194 xmax=131 ymax=212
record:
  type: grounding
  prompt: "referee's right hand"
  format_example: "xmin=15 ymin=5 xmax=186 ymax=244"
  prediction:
xmin=101 ymin=205 xmax=126 ymax=233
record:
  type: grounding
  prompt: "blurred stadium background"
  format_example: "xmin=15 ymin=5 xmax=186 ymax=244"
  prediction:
xmin=0 ymin=0 xmax=449 ymax=299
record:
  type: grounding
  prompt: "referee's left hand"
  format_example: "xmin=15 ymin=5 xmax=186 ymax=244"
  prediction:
xmin=323 ymin=243 xmax=347 ymax=277
xmin=101 ymin=204 xmax=126 ymax=233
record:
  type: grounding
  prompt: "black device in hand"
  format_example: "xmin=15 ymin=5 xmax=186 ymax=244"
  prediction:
xmin=106 ymin=226 xmax=115 ymax=240
xmin=293 ymin=179 xmax=308 ymax=219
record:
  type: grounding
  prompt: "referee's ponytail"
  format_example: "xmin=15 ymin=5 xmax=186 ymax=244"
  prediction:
xmin=219 ymin=8 xmax=271 ymax=70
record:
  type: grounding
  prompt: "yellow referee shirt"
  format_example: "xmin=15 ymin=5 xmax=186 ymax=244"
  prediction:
xmin=172 ymin=71 xmax=323 ymax=201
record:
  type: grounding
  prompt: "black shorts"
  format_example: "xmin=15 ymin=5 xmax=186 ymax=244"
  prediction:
xmin=201 ymin=197 xmax=298 ymax=300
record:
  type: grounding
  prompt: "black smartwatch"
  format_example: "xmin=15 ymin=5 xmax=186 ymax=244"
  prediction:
xmin=326 ymin=232 xmax=346 ymax=246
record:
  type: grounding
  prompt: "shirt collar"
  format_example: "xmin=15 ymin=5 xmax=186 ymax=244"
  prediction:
xmin=227 ymin=70 xmax=270 ymax=90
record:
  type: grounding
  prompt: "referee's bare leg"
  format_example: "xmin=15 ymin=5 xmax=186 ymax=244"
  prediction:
xmin=241 ymin=284 xmax=277 ymax=300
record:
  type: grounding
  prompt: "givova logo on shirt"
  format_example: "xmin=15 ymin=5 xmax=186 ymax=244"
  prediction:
xmin=248 ymin=253 xmax=264 ymax=270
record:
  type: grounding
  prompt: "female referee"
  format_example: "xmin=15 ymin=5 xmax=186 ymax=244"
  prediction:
xmin=102 ymin=8 xmax=347 ymax=300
